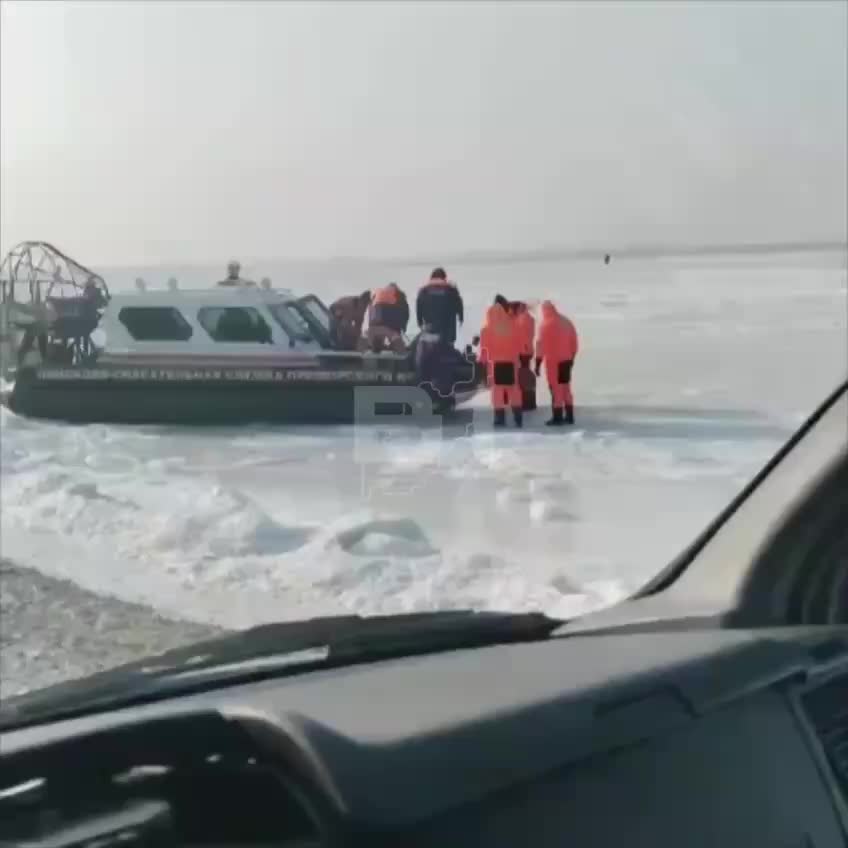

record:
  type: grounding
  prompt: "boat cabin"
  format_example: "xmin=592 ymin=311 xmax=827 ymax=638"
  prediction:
xmin=95 ymin=286 xmax=339 ymax=363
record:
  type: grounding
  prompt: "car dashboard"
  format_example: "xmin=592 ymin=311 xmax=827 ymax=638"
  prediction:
xmin=1 ymin=626 xmax=847 ymax=848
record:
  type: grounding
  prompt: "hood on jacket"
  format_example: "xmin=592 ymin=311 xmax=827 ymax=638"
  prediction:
xmin=540 ymin=300 xmax=559 ymax=320
xmin=484 ymin=303 xmax=514 ymax=335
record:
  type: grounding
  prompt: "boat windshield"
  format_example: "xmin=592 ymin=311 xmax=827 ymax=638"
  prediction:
xmin=297 ymin=295 xmax=331 ymax=334
xmin=267 ymin=301 xmax=316 ymax=343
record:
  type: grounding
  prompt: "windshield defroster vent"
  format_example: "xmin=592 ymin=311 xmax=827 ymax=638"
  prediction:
xmin=801 ymin=673 xmax=848 ymax=803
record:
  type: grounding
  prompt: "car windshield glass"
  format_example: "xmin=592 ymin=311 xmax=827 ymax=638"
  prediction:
xmin=0 ymin=1 xmax=846 ymax=714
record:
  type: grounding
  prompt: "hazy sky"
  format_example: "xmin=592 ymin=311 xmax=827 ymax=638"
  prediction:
xmin=1 ymin=0 xmax=846 ymax=265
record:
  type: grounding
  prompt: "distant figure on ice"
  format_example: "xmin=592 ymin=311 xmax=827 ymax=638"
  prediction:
xmin=604 ymin=253 xmax=611 ymax=265
xmin=535 ymin=300 xmax=579 ymax=426
xmin=367 ymin=282 xmax=409 ymax=352
xmin=329 ymin=290 xmax=371 ymax=350
xmin=479 ymin=298 xmax=523 ymax=428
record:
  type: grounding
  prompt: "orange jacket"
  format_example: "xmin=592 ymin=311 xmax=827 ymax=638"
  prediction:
xmin=369 ymin=284 xmax=409 ymax=333
xmin=479 ymin=303 xmax=521 ymax=365
xmin=371 ymin=285 xmax=399 ymax=306
xmin=535 ymin=301 xmax=578 ymax=363
xmin=513 ymin=305 xmax=535 ymax=357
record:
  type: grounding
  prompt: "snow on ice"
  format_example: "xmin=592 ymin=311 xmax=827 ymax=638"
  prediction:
xmin=1 ymin=251 xmax=846 ymax=635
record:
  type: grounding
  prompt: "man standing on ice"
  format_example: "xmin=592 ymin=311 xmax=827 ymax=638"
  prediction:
xmin=510 ymin=300 xmax=537 ymax=412
xmin=414 ymin=268 xmax=464 ymax=407
xmin=479 ymin=298 xmax=524 ymax=428
xmin=535 ymin=300 xmax=579 ymax=426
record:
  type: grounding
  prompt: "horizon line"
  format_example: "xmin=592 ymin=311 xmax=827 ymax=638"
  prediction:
xmin=2 ymin=237 xmax=846 ymax=272
xmin=99 ymin=237 xmax=848 ymax=271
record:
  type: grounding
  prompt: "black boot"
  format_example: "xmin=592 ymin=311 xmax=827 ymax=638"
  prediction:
xmin=522 ymin=389 xmax=537 ymax=412
xmin=545 ymin=406 xmax=564 ymax=426
xmin=512 ymin=407 xmax=524 ymax=428
xmin=493 ymin=409 xmax=507 ymax=428
xmin=565 ymin=404 xmax=575 ymax=425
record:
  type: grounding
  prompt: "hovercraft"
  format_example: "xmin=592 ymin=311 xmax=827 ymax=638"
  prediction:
xmin=0 ymin=243 xmax=484 ymax=425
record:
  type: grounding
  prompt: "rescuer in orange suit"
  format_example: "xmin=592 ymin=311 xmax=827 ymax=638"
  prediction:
xmin=510 ymin=300 xmax=537 ymax=411
xmin=535 ymin=300 xmax=579 ymax=426
xmin=367 ymin=282 xmax=409 ymax=352
xmin=479 ymin=298 xmax=524 ymax=428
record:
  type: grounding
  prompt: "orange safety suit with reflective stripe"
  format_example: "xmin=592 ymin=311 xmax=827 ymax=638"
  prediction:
xmin=535 ymin=301 xmax=579 ymax=408
xmin=479 ymin=302 xmax=522 ymax=410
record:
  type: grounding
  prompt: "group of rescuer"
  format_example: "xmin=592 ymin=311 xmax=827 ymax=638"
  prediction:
xmin=326 ymin=266 xmax=580 ymax=429
xmin=478 ymin=294 xmax=578 ymax=428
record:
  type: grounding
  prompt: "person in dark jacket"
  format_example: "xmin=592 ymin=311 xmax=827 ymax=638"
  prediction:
xmin=328 ymin=290 xmax=371 ymax=350
xmin=367 ymin=282 xmax=409 ymax=352
xmin=413 ymin=269 xmax=464 ymax=409
xmin=416 ymin=267 xmax=463 ymax=346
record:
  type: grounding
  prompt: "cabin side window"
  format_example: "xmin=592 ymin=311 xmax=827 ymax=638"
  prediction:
xmin=118 ymin=307 xmax=193 ymax=341
xmin=198 ymin=307 xmax=273 ymax=344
